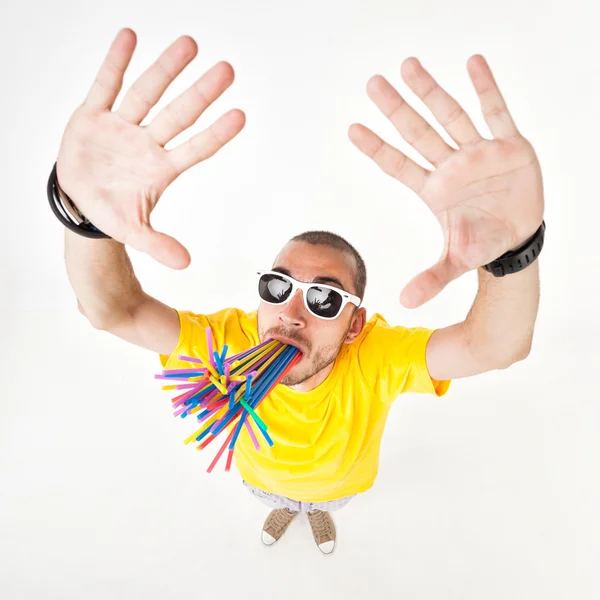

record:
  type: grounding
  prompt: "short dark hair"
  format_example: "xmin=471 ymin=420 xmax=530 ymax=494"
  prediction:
xmin=286 ymin=230 xmax=367 ymax=300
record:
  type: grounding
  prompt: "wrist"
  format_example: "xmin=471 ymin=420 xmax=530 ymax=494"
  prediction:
xmin=49 ymin=161 xmax=111 ymax=240
xmin=507 ymin=221 xmax=544 ymax=252
xmin=482 ymin=220 xmax=545 ymax=277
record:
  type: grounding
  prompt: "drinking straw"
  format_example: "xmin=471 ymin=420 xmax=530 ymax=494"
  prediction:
xmin=176 ymin=354 xmax=204 ymax=364
xmin=238 ymin=397 xmax=267 ymax=432
xmin=220 ymin=345 xmax=229 ymax=364
xmin=207 ymin=428 xmax=236 ymax=473
xmin=206 ymin=327 xmax=215 ymax=368
xmin=213 ymin=350 xmax=224 ymax=374
xmin=161 ymin=383 xmax=200 ymax=391
xmin=244 ymin=418 xmax=261 ymax=451
xmin=155 ymin=326 xmax=301 ymax=472
xmin=225 ymin=449 xmax=234 ymax=472
xmin=228 ymin=413 xmax=247 ymax=450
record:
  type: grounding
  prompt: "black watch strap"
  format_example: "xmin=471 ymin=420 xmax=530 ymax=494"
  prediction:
xmin=482 ymin=220 xmax=545 ymax=277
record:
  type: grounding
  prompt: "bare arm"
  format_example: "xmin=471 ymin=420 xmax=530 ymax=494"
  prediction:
xmin=465 ymin=262 xmax=539 ymax=363
xmin=64 ymin=228 xmax=180 ymax=355
xmin=425 ymin=261 xmax=540 ymax=381
xmin=64 ymin=228 xmax=142 ymax=328
xmin=349 ymin=55 xmax=544 ymax=382
xmin=56 ymin=30 xmax=245 ymax=355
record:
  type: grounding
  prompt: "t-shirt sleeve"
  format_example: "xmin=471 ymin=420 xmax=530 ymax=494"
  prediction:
xmin=356 ymin=315 xmax=451 ymax=403
xmin=158 ymin=307 xmax=253 ymax=371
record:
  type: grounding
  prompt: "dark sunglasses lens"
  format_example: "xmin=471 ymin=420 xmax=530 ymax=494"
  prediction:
xmin=307 ymin=286 xmax=343 ymax=318
xmin=259 ymin=273 xmax=293 ymax=303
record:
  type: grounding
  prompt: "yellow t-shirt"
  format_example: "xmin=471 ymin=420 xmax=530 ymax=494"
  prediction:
xmin=158 ymin=307 xmax=451 ymax=501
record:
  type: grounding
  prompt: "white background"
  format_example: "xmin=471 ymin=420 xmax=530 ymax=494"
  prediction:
xmin=1 ymin=0 xmax=597 ymax=598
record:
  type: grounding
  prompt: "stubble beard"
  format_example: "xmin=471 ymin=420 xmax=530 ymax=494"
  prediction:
xmin=257 ymin=312 xmax=353 ymax=387
xmin=277 ymin=323 xmax=352 ymax=387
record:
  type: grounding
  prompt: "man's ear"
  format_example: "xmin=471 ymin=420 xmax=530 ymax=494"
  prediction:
xmin=344 ymin=307 xmax=367 ymax=344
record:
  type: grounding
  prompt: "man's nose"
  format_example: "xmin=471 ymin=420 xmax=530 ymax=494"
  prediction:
xmin=279 ymin=289 xmax=306 ymax=325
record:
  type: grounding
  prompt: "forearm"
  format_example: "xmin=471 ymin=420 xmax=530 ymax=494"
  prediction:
xmin=463 ymin=260 xmax=540 ymax=366
xmin=64 ymin=229 xmax=144 ymax=328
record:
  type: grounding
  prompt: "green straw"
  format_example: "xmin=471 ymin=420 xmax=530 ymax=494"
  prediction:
xmin=239 ymin=396 xmax=267 ymax=432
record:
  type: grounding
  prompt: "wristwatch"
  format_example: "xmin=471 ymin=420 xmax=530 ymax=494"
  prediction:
xmin=482 ymin=220 xmax=545 ymax=277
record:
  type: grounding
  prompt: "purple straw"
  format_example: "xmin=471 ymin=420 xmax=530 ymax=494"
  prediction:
xmin=244 ymin=418 xmax=261 ymax=451
xmin=206 ymin=327 xmax=215 ymax=368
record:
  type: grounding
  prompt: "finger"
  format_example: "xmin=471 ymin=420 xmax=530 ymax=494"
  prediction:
xmin=147 ymin=61 xmax=236 ymax=147
xmin=348 ymin=123 xmax=430 ymax=195
xmin=366 ymin=75 xmax=455 ymax=167
xmin=400 ymin=57 xmax=483 ymax=147
xmin=167 ymin=108 xmax=246 ymax=175
xmin=85 ymin=28 xmax=137 ymax=111
xmin=126 ymin=226 xmax=192 ymax=270
xmin=116 ymin=35 xmax=199 ymax=125
xmin=399 ymin=258 xmax=465 ymax=308
xmin=467 ymin=54 xmax=519 ymax=139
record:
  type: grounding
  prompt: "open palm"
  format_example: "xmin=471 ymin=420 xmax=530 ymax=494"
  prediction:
xmin=349 ymin=55 xmax=544 ymax=308
xmin=56 ymin=29 xmax=245 ymax=269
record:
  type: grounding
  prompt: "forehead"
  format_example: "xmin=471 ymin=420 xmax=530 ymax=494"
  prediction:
xmin=272 ymin=241 xmax=356 ymax=292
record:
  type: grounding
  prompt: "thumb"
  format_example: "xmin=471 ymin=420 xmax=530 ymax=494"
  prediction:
xmin=126 ymin=226 xmax=191 ymax=270
xmin=399 ymin=258 xmax=464 ymax=308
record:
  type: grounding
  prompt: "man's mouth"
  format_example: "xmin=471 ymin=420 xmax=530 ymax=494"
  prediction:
xmin=270 ymin=334 xmax=306 ymax=357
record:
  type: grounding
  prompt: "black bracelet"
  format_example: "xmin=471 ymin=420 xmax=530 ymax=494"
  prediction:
xmin=482 ymin=220 xmax=545 ymax=277
xmin=47 ymin=161 xmax=111 ymax=239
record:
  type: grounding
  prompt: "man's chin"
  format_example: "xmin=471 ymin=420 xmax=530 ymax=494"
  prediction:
xmin=279 ymin=365 xmax=306 ymax=387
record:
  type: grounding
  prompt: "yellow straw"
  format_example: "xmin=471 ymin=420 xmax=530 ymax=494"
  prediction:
xmin=184 ymin=421 xmax=213 ymax=444
xmin=172 ymin=381 xmax=213 ymax=404
xmin=203 ymin=360 xmax=220 ymax=379
xmin=208 ymin=374 xmax=228 ymax=395
xmin=183 ymin=402 xmax=229 ymax=444
xmin=228 ymin=341 xmax=279 ymax=377
xmin=231 ymin=344 xmax=287 ymax=403
xmin=227 ymin=341 xmax=279 ymax=372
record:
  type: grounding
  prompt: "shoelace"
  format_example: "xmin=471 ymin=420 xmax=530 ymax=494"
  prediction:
xmin=308 ymin=510 xmax=333 ymax=541
xmin=269 ymin=509 xmax=295 ymax=534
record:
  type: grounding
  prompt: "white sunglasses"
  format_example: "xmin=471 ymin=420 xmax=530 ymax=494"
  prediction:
xmin=256 ymin=270 xmax=362 ymax=320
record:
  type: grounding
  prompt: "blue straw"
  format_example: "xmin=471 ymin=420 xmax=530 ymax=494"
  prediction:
xmin=228 ymin=413 xmax=247 ymax=450
xmin=211 ymin=403 xmax=244 ymax=436
xmin=177 ymin=384 xmax=219 ymax=417
xmin=195 ymin=424 xmax=215 ymax=443
xmin=199 ymin=345 xmax=299 ymax=439
xmin=247 ymin=346 xmax=298 ymax=407
xmin=245 ymin=373 xmax=254 ymax=402
xmin=220 ymin=344 xmax=229 ymax=363
xmin=213 ymin=351 xmax=223 ymax=375
xmin=224 ymin=338 xmax=274 ymax=363
xmin=164 ymin=371 xmax=206 ymax=379
xmin=245 ymin=353 xmax=290 ymax=408
xmin=257 ymin=423 xmax=274 ymax=447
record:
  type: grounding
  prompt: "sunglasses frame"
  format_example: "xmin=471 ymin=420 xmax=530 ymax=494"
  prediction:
xmin=256 ymin=270 xmax=362 ymax=320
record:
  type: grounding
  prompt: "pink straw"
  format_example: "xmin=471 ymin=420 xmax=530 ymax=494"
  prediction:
xmin=177 ymin=354 xmax=204 ymax=364
xmin=206 ymin=327 xmax=215 ymax=368
xmin=244 ymin=418 xmax=261 ymax=451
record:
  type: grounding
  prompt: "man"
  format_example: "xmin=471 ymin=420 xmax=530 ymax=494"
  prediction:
xmin=60 ymin=29 xmax=543 ymax=556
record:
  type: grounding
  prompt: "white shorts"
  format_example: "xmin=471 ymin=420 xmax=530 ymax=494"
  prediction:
xmin=243 ymin=480 xmax=355 ymax=513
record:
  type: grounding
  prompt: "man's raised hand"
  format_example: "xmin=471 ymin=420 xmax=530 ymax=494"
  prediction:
xmin=56 ymin=28 xmax=245 ymax=269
